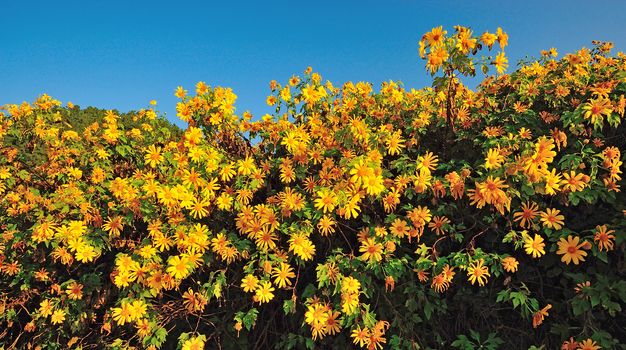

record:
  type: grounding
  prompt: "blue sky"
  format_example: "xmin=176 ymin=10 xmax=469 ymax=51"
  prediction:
xmin=2 ymin=0 xmax=626 ymax=128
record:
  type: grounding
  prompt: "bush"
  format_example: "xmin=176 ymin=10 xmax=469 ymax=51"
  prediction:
xmin=1 ymin=26 xmax=625 ymax=350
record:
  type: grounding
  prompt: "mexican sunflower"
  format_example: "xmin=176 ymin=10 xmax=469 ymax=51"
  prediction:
xmin=556 ymin=236 xmax=588 ymax=265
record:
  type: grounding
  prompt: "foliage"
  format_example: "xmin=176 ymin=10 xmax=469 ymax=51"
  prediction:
xmin=1 ymin=26 xmax=625 ymax=350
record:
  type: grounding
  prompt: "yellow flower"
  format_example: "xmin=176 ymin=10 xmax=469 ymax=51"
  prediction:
xmin=220 ymin=163 xmax=237 ymax=182
xmin=422 ymin=26 xmax=447 ymax=47
xmin=407 ymin=205 xmax=432 ymax=227
xmin=351 ymin=325 xmax=371 ymax=348
xmin=314 ymin=188 xmax=338 ymax=213
xmin=493 ymin=52 xmax=508 ymax=75
xmin=237 ymin=156 xmax=256 ymax=176
xmin=577 ymin=339 xmax=600 ymax=350
xmin=341 ymin=276 xmax=361 ymax=294
xmin=175 ymin=86 xmax=187 ymax=99
xmin=181 ymin=335 xmax=206 ymax=350
xmin=288 ymin=233 xmax=316 ymax=261
xmin=305 ymin=304 xmax=329 ymax=326
xmin=135 ymin=318 xmax=152 ymax=338
xmin=215 ymin=193 xmax=233 ymax=210
xmin=349 ymin=159 xmax=374 ymax=187
xmin=467 ymin=259 xmax=490 ymax=286
xmin=144 ymin=145 xmax=164 ymax=168
xmin=32 ymin=221 xmax=57 ymax=243
xmin=484 ymin=148 xmax=504 ymax=170
xmin=513 ymin=201 xmax=539 ymax=229
xmin=342 ymin=292 xmax=359 ymax=315
xmin=455 ymin=26 xmax=477 ymax=54
xmin=50 ymin=309 xmax=66 ymax=325
xmin=523 ymin=234 xmax=545 ymax=258
xmin=542 ymin=168 xmax=562 ymax=195
xmin=196 ymin=81 xmax=208 ymax=95
xmin=581 ymin=97 xmax=612 ymax=124
xmin=66 ymin=281 xmax=84 ymax=300
xmin=130 ymin=299 xmax=148 ymax=321
xmin=386 ymin=131 xmax=405 ymax=155
xmin=254 ymin=281 xmax=275 ymax=304
xmin=359 ymin=237 xmax=383 ymax=263
xmin=496 ymin=27 xmax=508 ymax=49
xmin=112 ymin=301 xmax=133 ymax=325
xmin=280 ymin=86 xmax=291 ymax=101
xmin=272 ymin=262 xmax=295 ymax=289
xmin=389 ymin=218 xmax=409 ymax=238
xmin=340 ymin=193 xmax=362 ymax=220
xmin=187 ymin=197 xmax=210 ymax=219
xmin=75 ymin=244 xmax=99 ymax=263
xmin=362 ymin=173 xmax=385 ymax=196
xmin=416 ymin=151 xmax=439 ymax=173
xmin=39 ymin=299 xmax=53 ymax=317
xmin=138 ymin=245 xmax=157 ymax=259
xmin=532 ymin=304 xmax=551 ymax=328
xmin=167 ymin=255 xmax=191 ymax=280
xmin=481 ymin=31 xmax=497 ymax=49
xmin=317 ymin=215 xmax=336 ymax=236
xmin=241 ymin=274 xmax=259 ymax=293
xmin=254 ymin=227 xmax=277 ymax=251
xmin=103 ymin=216 xmax=124 ymax=236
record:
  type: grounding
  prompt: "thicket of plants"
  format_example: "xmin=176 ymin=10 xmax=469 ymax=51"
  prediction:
xmin=1 ymin=26 xmax=625 ymax=350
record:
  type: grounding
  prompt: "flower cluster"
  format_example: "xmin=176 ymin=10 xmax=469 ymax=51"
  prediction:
xmin=0 ymin=26 xmax=625 ymax=349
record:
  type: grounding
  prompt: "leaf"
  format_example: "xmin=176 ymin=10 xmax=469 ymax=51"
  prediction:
xmin=301 ymin=284 xmax=317 ymax=299
xmin=283 ymin=299 xmax=295 ymax=315
xmin=596 ymin=251 xmax=608 ymax=264
xmin=152 ymin=327 xmax=167 ymax=347
xmin=424 ymin=300 xmax=434 ymax=320
xmin=496 ymin=290 xmax=509 ymax=303
xmin=469 ymin=329 xmax=481 ymax=342
xmin=571 ymin=297 xmax=589 ymax=316
xmin=242 ymin=308 xmax=259 ymax=331
xmin=451 ymin=335 xmax=474 ymax=350
xmin=115 ymin=145 xmax=127 ymax=156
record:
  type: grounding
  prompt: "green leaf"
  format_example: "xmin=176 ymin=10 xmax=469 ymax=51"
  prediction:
xmin=469 ymin=329 xmax=481 ymax=342
xmin=424 ymin=300 xmax=434 ymax=320
xmin=242 ymin=308 xmax=259 ymax=331
xmin=283 ymin=299 xmax=295 ymax=315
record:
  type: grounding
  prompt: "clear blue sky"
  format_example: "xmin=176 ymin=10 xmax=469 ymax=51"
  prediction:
xmin=2 ymin=0 xmax=626 ymax=128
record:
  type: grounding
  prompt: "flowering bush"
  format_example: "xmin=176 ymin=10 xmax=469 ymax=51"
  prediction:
xmin=1 ymin=26 xmax=625 ymax=350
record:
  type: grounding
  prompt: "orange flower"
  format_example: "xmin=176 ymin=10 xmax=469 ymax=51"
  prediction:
xmin=540 ymin=208 xmax=564 ymax=230
xmin=594 ymin=225 xmax=615 ymax=251
xmin=66 ymin=282 xmax=84 ymax=300
xmin=430 ymin=273 xmax=449 ymax=293
xmin=561 ymin=171 xmax=587 ymax=192
xmin=561 ymin=337 xmax=578 ymax=350
xmin=556 ymin=236 xmax=588 ymax=265
xmin=359 ymin=237 xmax=384 ymax=263
xmin=513 ymin=201 xmax=539 ymax=229
xmin=389 ymin=219 xmax=409 ymax=238
xmin=501 ymin=256 xmax=519 ymax=273
xmin=428 ymin=216 xmax=450 ymax=235
xmin=577 ymin=339 xmax=600 ymax=350
xmin=532 ymin=304 xmax=551 ymax=328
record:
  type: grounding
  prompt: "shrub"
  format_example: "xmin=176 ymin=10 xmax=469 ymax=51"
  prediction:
xmin=1 ymin=26 xmax=625 ymax=349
